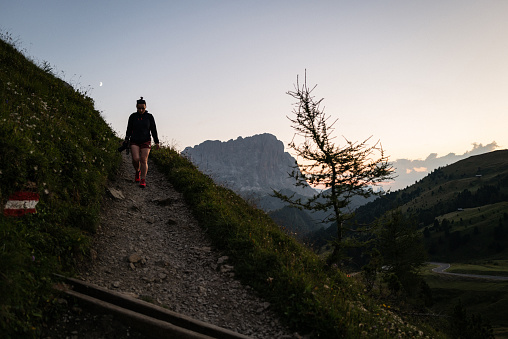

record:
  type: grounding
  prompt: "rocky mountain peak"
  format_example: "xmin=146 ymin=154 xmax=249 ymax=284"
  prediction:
xmin=182 ymin=133 xmax=315 ymax=197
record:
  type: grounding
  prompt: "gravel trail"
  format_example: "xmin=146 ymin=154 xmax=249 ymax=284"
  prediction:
xmin=45 ymin=152 xmax=297 ymax=339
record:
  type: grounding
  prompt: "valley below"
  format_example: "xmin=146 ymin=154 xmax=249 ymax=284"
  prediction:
xmin=424 ymin=262 xmax=508 ymax=338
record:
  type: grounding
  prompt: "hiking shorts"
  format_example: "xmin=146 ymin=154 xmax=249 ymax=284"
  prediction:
xmin=131 ymin=141 xmax=151 ymax=149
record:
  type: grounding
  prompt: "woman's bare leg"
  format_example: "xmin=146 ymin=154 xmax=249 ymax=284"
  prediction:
xmin=130 ymin=144 xmax=141 ymax=172
xmin=140 ymin=147 xmax=151 ymax=179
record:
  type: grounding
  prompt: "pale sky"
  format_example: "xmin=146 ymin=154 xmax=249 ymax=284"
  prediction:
xmin=2 ymin=1 xmax=507 ymax=166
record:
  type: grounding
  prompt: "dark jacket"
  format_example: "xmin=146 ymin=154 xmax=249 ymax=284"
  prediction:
xmin=125 ymin=111 xmax=159 ymax=144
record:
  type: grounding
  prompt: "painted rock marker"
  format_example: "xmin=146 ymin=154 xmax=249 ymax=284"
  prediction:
xmin=3 ymin=191 xmax=40 ymax=216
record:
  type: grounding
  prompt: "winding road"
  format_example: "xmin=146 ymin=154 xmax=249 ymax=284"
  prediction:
xmin=429 ymin=262 xmax=508 ymax=281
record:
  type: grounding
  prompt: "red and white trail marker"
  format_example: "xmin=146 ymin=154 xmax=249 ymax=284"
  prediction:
xmin=3 ymin=191 xmax=40 ymax=217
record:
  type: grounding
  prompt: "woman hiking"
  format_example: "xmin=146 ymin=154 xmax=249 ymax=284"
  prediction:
xmin=123 ymin=97 xmax=159 ymax=188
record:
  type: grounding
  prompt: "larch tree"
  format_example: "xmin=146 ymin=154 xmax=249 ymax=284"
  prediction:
xmin=273 ymin=73 xmax=395 ymax=263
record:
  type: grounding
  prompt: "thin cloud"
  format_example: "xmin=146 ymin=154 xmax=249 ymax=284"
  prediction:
xmin=413 ymin=167 xmax=428 ymax=173
xmin=389 ymin=142 xmax=499 ymax=191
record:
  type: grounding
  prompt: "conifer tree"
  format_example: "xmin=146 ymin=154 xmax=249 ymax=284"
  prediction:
xmin=273 ymin=73 xmax=394 ymax=263
xmin=375 ymin=210 xmax=427 ymax=296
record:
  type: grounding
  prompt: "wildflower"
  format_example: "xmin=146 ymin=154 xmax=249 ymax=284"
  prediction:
xmin=34 ymin=166 xmax=38 ymax=171
xmin=32 ymin=256 xmax=35 ymax=261
xmin=44 ymin=189 xmax=49 ymax=195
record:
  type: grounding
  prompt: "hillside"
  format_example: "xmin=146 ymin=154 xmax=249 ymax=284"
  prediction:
xmin=0 ymin=35 xmax=443 ymax=338
xmin=352 ymin=150 xmax=508 ymax=261
xmin=0 ymin=35 xmax=122 ymax=337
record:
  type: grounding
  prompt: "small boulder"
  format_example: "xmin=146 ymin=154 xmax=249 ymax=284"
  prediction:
xmin=107 ymin=187 xmax=125 ymax=200
xmin=128 ymin=253 xmax=142 ymax=263
xmin=217 ymin=256 xmax=229 ymax=265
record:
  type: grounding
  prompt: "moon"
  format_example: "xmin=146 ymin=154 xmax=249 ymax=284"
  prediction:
xmin=99 ymin=82 xmax=103 ymax=87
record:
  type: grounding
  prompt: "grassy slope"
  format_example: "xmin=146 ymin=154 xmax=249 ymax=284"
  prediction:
xmin=426 ymin=201 xmax=508 ymax=262
xmin=0 ymin=36 xmax=121 ymax=337
xmin=447 ymin=260 xmax=508 ymax=277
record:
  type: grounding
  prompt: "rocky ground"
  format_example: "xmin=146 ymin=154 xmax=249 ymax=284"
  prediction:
xmin=43 ymin=152 xmax=299 ymax=339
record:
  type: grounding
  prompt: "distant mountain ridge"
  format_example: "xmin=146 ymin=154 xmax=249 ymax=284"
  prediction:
xmin=182 ymin=133 xmax=316 ymax=198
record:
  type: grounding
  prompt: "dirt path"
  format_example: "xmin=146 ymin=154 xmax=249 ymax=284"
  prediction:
xmin=46 ymin=152 xmax=296 ymax=338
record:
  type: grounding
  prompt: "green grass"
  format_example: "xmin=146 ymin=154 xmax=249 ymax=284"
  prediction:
xmin=423 ymin=264 xmax=508 ymax=338
xmin=0 ymin=34 xmax=121 ymax=337
xmin=423 ymin=201 xmax=508 ymax=262
xmin=447 ymin=261 xmax=508 ymax=277
xmin=437 ymin=202 xmax=508 ymax=223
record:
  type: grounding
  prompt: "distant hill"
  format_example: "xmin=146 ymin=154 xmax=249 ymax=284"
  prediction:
xmin=350 ymin=149 xmax=508 ymax=261
xmin=354 ymin=150 xmax=508 ymax=223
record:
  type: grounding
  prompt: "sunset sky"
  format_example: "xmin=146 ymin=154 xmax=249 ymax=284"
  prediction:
xmin=2 ymin=1 xmax=507 ymax=188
